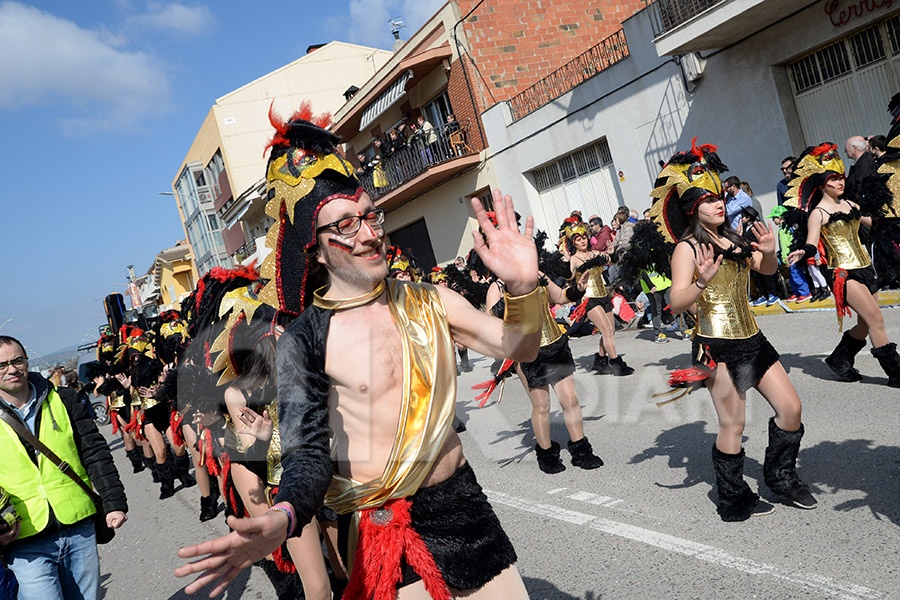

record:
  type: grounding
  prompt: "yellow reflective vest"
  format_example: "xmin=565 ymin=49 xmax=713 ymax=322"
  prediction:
xmin=0 ymin=388 xmax=96 ymax=540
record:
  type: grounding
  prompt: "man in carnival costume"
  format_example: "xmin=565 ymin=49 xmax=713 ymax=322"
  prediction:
xmin=176 ymin=103 xmax=542 ymax=599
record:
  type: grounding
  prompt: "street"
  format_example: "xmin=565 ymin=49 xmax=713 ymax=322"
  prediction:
xmin=98 ymin=308 xmax=900 ymax=599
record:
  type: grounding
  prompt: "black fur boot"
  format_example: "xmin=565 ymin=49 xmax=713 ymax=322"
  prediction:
xmin=174 ymin=452 xmax=196 ymax=488
xmin=158 ymin=460 xmax=175 ymax=500
xmin=824 ymin=332 xmax=866 ymax=382
xmin=199 ymin=495 xmax=220 ymax=522
xmin=126 ymin=448 xmax=145 ymax=473
xmin=763 ymin=418 xmax=817 ymax=509
xmin=452 ymin=414 xmax=467 ymax=433
xmin=143 ymin=454 xmax=159 ymax=483
xmin=711 ymin=446 xmax=761 ymax=522
xmin=871 ymin=343 xmax=900 ymax=388
xmin=592 ymin=353 xmax=612 ymax=374
xmin=608 ymin=356 xmax=635 ymax=376
xmin=256 ymin=558 xmax=303 ymax=600
xmin=567 ymin=437 xmax=604 ymax=469
xmin=535 ymin=441 xmax=566 ymax=474
xmin=458 ymin=348 xmax=472 ymax=373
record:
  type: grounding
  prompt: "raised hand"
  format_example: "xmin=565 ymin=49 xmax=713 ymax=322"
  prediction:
xmin=787 ymin=249 xmax=805 ymax=266
xmin=175 ymin=512 xmax=289 ymax=597
xmin=693 ymin=243 xmax=723 ymax=286
xmin=237 ymin=406 xmax=273 ymax=441
xmin=471 ymin=189 xmax=538 ymax=296
xmin=749 ymin=221 xmax=776 ymax=254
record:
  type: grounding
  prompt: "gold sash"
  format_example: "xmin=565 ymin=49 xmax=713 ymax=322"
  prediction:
xmin=324 ymin=279 xmax=456 ymax=568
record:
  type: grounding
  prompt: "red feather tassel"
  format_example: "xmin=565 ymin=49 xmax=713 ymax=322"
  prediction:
xmin=690 ymin=136 xmax=718 ymax=160
xmin=111 ymin=410 xmax=119 ymax=435
xmin=570 ymin=298 xmax=589 ymax=324
xmin=342 ymin=498 xmax=451 ymax=600
xmin=472 ymin=359 xmax=515 ymax=407
xmin=832 ymin=268 xmax=853 ymax=331
xmin=170 ymin=411 xmax=186 ymax=447
xmin=199 ymin=427 xmax=222 ymax=477
xmin=273 ymin=545 xmax=297 ymax=574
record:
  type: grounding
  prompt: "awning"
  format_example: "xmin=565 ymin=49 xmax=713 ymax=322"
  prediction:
xmin=359 ymin=70 xmax=413 ymax=131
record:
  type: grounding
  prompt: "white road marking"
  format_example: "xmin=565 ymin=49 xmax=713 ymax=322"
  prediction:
xmin=546 ymin=488 xmax=568 ymax=494
xmin=486 ymin=489 xmax=888 ymax=600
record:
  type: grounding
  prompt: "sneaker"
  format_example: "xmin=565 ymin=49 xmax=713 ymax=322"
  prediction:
xmin=751 ymin=499 xmax=776 ymax=517
xmin=681 ymin=328 xmax=694 ymax=339
xmin=785 ymin=295 xmax=798 ymax=302
xmin=655 ymin=333 xmax=669 ymax=344
xmin=795 ymin=294 xmax=812 ymax=303
xmin=785 ymin=485 xmax=818 ymax=510
xmin=750 ymin=297 xmax=767 ymax=307
xmin=766 ymin=295 xmax=779 ymax=306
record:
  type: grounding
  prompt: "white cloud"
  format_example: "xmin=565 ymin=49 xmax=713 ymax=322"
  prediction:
xmin=343 ymin=0 xmax=445 ymax=49
xmin=127 ymin=2 xmax=214 ymax=36
xmin=0 ymin=1 xmax=171 ymax=133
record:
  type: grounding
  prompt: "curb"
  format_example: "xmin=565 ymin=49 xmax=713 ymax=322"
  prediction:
xmin=750 ymin=290 xmax=900 ymax=316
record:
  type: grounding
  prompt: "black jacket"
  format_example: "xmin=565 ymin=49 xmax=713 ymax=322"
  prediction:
xmin=846 ymin=152 xmax=878 ymax=198
xmin=0 ymin=373 xmax=128 ymax=537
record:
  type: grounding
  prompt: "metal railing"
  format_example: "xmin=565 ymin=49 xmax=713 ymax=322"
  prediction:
xmin=357 ymin=120 xmax=476 ymax=201
xmin=507 ymin=29 xmax=629 ymax=122
xmin=647 ymin=0 xmax=727 ymax=37
xmin=231 ymin=238 xmax=257 ymax=263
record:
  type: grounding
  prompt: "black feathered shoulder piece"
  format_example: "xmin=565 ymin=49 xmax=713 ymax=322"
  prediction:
xmin=574 ymin=253 xmax=609 ymax=273
xmin=612 ymin=220 xmax=675 ymax=287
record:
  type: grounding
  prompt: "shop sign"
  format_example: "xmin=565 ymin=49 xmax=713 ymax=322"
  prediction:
xmin=825 ymin=0 xmax=894 ymax=28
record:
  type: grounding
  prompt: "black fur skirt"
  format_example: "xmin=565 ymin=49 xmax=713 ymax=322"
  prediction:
xmin=586 ymin=295 xmax=614 ymax=313
xmin=826 ymin=265 xmax=879 ymax=295
xmin=337 ymin=462 xmax=517 ymax=591
xmin=520 ymin=335 xmax=576 ymax=388
xmin=692 ymin=331 xmax=780 ymax=394
xmin=142 ymin=402 xmax=171 ymax=433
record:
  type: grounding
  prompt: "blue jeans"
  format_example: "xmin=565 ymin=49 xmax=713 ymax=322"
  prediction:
xmin=5 ymin=520 xmax=99 ymax=600
xmin=788 ymin=264 xmax=810 ymax=296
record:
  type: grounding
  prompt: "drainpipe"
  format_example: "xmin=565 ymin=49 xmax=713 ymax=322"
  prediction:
xmin=452 ymin=0 xmax=487 ymax=150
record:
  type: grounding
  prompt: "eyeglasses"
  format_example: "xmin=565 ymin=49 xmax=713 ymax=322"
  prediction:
xmin=781 ymin=167 xmax=791 ymax=172
xmin=0 ymin=357 xmax=27 ymax=371
xmin=316 ymin=208 xmax=386 ymax=236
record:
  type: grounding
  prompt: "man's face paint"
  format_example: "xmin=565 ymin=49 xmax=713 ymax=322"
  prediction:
xmin=327 ymin=237 xmax=354 ymax=252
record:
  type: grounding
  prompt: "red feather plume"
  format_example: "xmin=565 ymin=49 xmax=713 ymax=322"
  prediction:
xmin=264 ymin=100 xmax=334 ymax=156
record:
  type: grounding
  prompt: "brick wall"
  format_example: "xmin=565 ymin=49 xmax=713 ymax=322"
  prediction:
xmin=457 ymin=0 xmax=647 ymax=107
xmin=446 ymin=53 xmax=486 ymax=152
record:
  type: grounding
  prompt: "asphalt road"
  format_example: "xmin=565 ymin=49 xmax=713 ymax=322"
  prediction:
xmin=98 ymin=307 xmax=900 ymax=599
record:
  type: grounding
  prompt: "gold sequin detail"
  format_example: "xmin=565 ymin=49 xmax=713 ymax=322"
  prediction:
xmin=584 ymin=265 xmax=607 ymax=298
xmin=821 ymin=218 xmax=871 ymax=270
xmin=695 ymin=258 xmax=759 ymax=339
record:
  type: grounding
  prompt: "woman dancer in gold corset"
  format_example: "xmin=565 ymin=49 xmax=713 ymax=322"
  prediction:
xmin=652 ymin=140 xmax=816 ymax=522
xmin=786 ymin=143 xmax=900 ymax=388
xmin=567 ymin=224 xmax=634 ymax=376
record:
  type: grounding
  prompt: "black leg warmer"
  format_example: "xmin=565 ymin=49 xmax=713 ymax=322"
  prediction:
xmin=143 ymin=454 xmax=159 ymax=483
xmin=126 ymin=448 xmax=145 ymax=474
xmin=158 ymin=459 xmax=175 ymax=500
xmin=711 ymin=446 xmax=758 ymax=522
xmin=763 ymin=418 xmax=816 ymax=509
xmin=535 ymin=441 xmax=566 ymax=474
xmin=871 ymin=343 xmax=900 ymax=388
xmin=175 ymin=452 xmax=196 ymax=488
xmin=256 ymin=558 xmax=303 ymax=600
xmin=567 ymin=437 xmax=604 ymax=469
xmin=824 ymin=332 xmax=866 ymax=382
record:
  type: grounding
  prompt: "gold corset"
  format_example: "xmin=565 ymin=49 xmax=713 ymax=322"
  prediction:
xmin=223 ymin=414 xmax=245 ymax=453
xmin=695 ymin=258 xmax=759 ymax=339
xmin=584 ymin=265 xmax=607 ymax=298
xmin=141 ymin=394 xmax=162 ymax=410
xmin=130 ymin=389 xmax=142 ymax=407
xmin=538 ymin=286 xmax=563 ymax=347
xmin=266 ymin=399 xmax=282 ymax=487
xmin=821 ymin=217 xmax=871 ymax=270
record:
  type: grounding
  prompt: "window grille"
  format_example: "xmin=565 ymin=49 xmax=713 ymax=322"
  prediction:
xmin=817 ymin=41 xmax=852 ymax=81
xmin=886 ymin=15 xmax=900 ymax=55
xmin=849 ymin=25 xmax=885 ymax=68
xmin=532 ymin=139 xmax=611 ymax=191
xmin=790 ymin=55 xmax=822 ymax=93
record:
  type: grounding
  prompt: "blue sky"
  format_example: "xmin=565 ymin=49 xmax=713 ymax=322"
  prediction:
xmin=0 ymin=0 xmax=443 ymax=357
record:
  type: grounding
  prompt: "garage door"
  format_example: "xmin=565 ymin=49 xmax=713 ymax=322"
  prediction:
xmin=789 ymin=14 xmax=900 ymax=148
xmin=532 ymin=140 xmax=624 ymax=232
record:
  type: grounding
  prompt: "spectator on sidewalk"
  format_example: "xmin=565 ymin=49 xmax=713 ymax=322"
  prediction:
xmin=0 ymin=335 xmax=127 ymax=600
xmin=776 ymin=156 xmax=796 ymax=206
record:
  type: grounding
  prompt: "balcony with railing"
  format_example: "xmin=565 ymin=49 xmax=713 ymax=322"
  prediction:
xmin=648 ymin=0 xmax=800 ymax=56
xmin=357 ymin=120 xmax=480 ymax=211
xmin=507 ymin=29 xmax=629 ymax=122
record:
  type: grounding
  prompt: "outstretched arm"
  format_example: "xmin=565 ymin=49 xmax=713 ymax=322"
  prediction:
xmin=748 ymin=221 xmax=778 ymax=275
xmin=440 ymin=190 xmax=540 ymax=362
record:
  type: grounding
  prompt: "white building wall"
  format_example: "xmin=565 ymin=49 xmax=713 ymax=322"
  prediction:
xmin=481 ymin=1 xmax=898 ymax=228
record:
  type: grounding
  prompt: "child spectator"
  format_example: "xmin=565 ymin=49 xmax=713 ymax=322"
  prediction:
xmin=770 ymin=206 xmax=814 ymax=302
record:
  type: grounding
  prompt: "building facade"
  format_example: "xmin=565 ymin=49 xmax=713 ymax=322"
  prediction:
xmin=331 ymin=0 xmax=644 ymax=269
xmin=171 ymin=42 xmax=392 ymax=275
xmin=482 ymin=0 xmax=900 ymax=233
